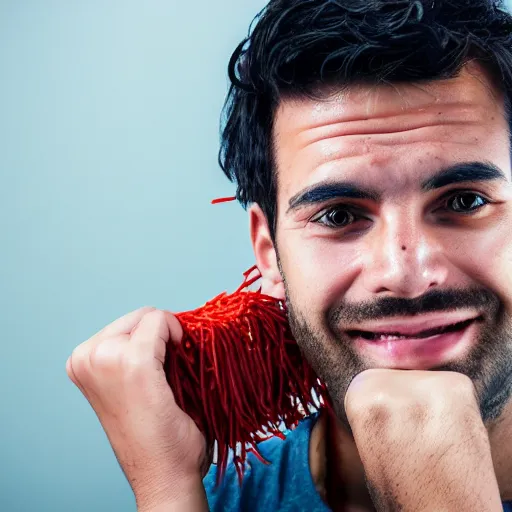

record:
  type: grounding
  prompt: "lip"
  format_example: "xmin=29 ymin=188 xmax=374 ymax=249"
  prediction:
xmin=350 ymin=317 xmax=482 ymax=370
xmin=344 ymin=311 xmax=482 ymax=337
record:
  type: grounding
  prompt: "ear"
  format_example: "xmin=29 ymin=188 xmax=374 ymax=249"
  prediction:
xmin=249 ymin=204 xmax=285 ymax=300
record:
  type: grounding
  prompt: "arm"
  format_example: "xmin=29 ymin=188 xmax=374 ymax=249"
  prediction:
xmin=345 ymin=369 xmax=503 ymax=512
xmin=66 ymin=308 xmax=211 ymax=512
xmin=137 ymin=478 xmax=209 ymax=512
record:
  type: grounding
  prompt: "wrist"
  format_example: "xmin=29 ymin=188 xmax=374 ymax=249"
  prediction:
xmin=136 ymin=474 xmax=208 ymax=512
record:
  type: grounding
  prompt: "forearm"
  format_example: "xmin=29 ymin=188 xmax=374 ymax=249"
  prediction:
xmin=357 ymin=429 xmax=503 ymax=511
xmin=364 ymin=471 xmax=502 ymax=512
xmin=344 ymin=370 xmax=504 ymax=511
xmin=138 ymin=490 xmax=209 ymax=512
xmin=368 ymin=472 xmax=503 ymax=512
xmin=136 ymin=477 xmax=209 ymax=512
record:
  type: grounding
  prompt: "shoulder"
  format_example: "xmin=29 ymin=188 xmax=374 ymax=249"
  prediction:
xmin=203 ymin=413 xmax=328 ymax=512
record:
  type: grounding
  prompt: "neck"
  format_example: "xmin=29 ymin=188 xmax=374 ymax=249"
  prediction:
xmin=309 ymin=404 xmax=512 ymax=510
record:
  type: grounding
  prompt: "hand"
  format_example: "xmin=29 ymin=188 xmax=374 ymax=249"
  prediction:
xmin=344 ymin=369 xmax=502 ymax=512
xmin=66 ymin=307 xmax=209 ymax=511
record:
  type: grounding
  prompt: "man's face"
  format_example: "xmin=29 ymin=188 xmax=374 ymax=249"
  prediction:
xmin=252 ymin=63 xmax=512 ymax=424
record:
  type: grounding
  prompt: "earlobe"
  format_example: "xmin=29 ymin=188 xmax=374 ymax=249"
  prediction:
xmin=249 ymin=204 xmax=285 ymax=300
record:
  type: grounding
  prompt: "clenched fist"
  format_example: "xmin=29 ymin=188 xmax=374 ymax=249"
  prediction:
xmin=66 ymin=307 xmax=209 ymax=512
xmin=344 ymin=369 xmax=503 ymax=512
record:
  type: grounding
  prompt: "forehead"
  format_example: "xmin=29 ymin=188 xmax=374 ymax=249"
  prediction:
xmin=272 ymin=64 xmax=510 ymax=202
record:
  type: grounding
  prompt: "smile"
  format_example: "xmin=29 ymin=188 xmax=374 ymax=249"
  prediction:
xmin=347 ymin=318 xmax=479 ymax=342
xmin=345 ymin=314 xmax=485 ymax=370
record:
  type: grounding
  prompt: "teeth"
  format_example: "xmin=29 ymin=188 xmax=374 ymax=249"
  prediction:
xmin=349 ymin=319 xmax=476 ymax=343
xmin=376 ymin=334 xmax=407 ymax=341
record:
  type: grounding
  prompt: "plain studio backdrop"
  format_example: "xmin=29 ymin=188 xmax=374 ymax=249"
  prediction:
xmin=1 ymin=1 xmax=511 ymax=511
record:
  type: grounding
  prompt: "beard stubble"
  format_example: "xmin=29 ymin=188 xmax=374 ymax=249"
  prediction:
xmin=284 ymin=283 xmax=512 ymax=427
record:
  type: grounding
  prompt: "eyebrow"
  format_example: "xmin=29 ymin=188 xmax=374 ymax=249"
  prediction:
xmin=286 ymin=161 xmax=507 ymax=214
xmin=421 ymin=161 xmax=507 ymax=191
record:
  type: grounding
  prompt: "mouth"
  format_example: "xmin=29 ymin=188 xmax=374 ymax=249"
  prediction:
xmin=346 ymin=317 xmax=478 ymax=342
xmin=344 ymin=315 xmax=484 ymax=369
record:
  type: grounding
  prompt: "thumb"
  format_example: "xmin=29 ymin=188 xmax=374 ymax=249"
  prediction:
xmin=163 ymin=310 xmax=184 ymax=346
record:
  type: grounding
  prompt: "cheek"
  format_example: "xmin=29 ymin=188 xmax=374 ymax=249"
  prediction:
xmin=442 ymin=220 xmax=512 ymax=310
xmin=281 ymin=234 xmax=362 ymax=315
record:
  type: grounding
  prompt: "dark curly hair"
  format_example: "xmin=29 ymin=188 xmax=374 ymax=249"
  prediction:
xmin=218 ymin=0 xmax=512 ymax=240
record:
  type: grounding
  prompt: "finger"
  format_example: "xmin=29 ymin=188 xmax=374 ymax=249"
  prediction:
xmin=72 ymin=308 xmax=153 ymax=371
xmin=66 ymin=356 xmax=77 ymax=385
xmin=344 ymin=370 xmax=368 ymax=412
xmin=129 ymin=310 xmax=178 ymax=367
xmin=65 ymin=354 xmax=102 ymax=411
xmin=95 ymin=306 xmax=156 ymax=340
xmin=164 ymin=311 xmax=184 ymax=346
xmin=68 ymin=332 xmax=131 ymax=394
xmin=66 ymin=354 xmax=89 ymax=398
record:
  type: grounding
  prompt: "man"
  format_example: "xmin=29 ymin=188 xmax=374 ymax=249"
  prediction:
xmin=67 ymin=0 xmax=512 ymax=510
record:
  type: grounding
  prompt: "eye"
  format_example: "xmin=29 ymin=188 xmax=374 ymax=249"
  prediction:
xmin=312 ymin=206 xmax=360 ymax=228
xmin=447 ymin=192 xmax=489 ymax=213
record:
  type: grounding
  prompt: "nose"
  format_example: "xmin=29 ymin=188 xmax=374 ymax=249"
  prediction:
xmin=362 ymin=208 xmax=448 ymax=298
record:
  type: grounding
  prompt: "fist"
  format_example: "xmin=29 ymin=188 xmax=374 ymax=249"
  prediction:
xmin=343 ymin=369 xmax=501 ymax=511
xmin=344 ymin=368 xmax=480 ymax=426
xmin=66 ymin=307 xmax=208 ymax=509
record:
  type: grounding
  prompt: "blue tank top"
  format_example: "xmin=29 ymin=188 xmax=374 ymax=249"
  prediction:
xmin=203 ymin=413 xmax=512 ymax=511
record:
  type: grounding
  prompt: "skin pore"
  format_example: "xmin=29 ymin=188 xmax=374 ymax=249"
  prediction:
xmin=250 ymin=62 xmax=512 ymax=509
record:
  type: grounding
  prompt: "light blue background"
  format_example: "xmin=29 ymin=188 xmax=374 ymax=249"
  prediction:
xmin=0 ymin=1 xmax=265 ymax=511
xmin=1 ymin=1 xmax=511 ymax=511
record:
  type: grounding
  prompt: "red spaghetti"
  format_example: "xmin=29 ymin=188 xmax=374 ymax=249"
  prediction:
xmin=164 ymin=265 xmax=331 ymax=487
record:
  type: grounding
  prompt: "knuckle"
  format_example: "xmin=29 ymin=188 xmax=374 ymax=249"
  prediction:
xmin=69 ymin=344 xmax=89 ymax=375
xmin=430 ymin=371 xmax=475 ymax=400
xmin=450 ymin=373 xmax=478 ymax=406
xmin=139 ymin=305 xmax=157 ymax=314
xmin=358 ymin=405 xmax=393 ymax=434
xmin=367 ymin=402 xmax=393 ymax=427
xmin=145 ymin=308 xmax=166 ymax=323
xmin=65 ymin=356 xmax=77 ymax=383
xmin=120 ymin=353 xmax=144 ymax=373
xmin=133 ymin=308 xmax=166 ymax=334
xmin=66 ymin=344 xmax=94 ymax=388
xmin=89 ymin=339 xmax=122 ymax=371
xmin=403 ymin=400 xmax=430 ymax=424
xmin=120 ymin=356 xmax=154 ymax=387
xmin=451 ymin=372 xmax=474 ymax=391
xmin=350 ymin=389 xmax=393 ymax=423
